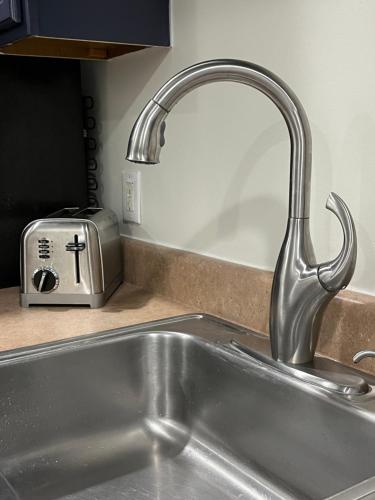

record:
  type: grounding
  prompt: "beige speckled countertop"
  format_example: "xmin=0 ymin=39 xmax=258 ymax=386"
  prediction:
xmin=0 ymin=283 xmax=193 ymax=353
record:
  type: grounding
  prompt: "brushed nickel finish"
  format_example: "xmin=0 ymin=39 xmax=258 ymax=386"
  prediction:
xmin=230 ymin=340 xmax=369 ymax=395
xmin=20 ymin=208 xmax=123 ymax=308
xmin=353 ymin=350 xmax=375 ymax=364
xmin=126 ymin=59 xmax=357 ymax=364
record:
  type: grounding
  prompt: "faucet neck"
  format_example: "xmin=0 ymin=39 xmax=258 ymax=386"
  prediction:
xmin=152 ymin=59 xmax=312 ymax=219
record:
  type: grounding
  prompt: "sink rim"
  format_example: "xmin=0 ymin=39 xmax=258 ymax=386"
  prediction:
xmin=1 ymin=313 xmax=374 ymax=400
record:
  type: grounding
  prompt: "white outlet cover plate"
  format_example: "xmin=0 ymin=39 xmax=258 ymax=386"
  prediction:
xmin=122 ymin=170 xmax=141 ymax=224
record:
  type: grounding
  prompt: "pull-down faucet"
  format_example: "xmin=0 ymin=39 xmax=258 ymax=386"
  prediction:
xmin=127 ymin=59 xmax=357 ymax=365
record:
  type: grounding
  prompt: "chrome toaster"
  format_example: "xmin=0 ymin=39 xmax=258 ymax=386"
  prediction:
xmin=20 ymin=207 xmax=123 ymax=308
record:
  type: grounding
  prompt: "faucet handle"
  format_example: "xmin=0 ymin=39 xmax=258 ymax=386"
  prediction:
xmin=318 ymin=192 xmax=357 ymax=292
xmin=353 ymin=350 xmax=375 ymax=364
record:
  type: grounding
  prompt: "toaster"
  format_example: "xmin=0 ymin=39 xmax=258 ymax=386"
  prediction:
xmin=20 ymin=207 xmax=123 ymax=308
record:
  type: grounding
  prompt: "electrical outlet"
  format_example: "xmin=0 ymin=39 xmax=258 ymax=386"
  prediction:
xmin=122 ymin=170 xmax=141 ymax=224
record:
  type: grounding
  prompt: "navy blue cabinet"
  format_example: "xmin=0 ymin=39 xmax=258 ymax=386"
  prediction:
xmin=0 ymin=0 xmax=22 ymax=30
xmin=0 ymin=0 xmax=170 ymax=60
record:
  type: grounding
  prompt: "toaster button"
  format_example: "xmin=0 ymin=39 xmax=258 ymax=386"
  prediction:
xmin=39 ymin=244 xmax=50 ymax=259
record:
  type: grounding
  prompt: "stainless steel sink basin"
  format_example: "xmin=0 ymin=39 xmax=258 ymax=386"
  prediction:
xmin=1 ymin=314 xmax=375 ymax=500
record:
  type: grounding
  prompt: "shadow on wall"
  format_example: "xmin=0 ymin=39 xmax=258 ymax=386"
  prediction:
xmin=125 ymin=118 xmax=288 ymax=269
xmin=308 ymin=122 xmax=335 ymax=263
xmin=178 ymin=118 xmax=288 ymax=268
xmin=343 ymin=113 xmax=375 ymax=293
xmin=217 ymin=120 xmax=288 ymax=267
xmin=189 ymin=196 xmax=284 ymax=268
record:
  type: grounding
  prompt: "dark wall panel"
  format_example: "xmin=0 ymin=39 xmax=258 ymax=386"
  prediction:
xmin=0 ymin=56 xmax=87 ymax=288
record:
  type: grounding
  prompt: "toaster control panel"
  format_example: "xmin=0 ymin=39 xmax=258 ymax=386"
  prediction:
xmin=38 ymin=239 xmax=51 ymax=259
xmin=32 ymin=267 xmax=59 ymax=293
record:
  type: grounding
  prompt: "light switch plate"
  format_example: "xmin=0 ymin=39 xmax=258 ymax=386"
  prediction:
xmin=122 ymin=170 xmax=141 ymax=224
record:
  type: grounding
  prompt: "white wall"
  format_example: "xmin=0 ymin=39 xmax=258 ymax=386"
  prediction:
xmin=82 ymin=0 xmax=375 ymax=295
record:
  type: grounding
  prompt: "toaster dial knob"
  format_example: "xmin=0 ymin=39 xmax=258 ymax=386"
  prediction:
xmin=32 ymin=268 xmax=59 ymax=293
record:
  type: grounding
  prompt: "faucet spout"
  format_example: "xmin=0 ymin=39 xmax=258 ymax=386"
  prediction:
xmin=126 ymin=59 xmax=357 ymax=365
xmin=127 ymin=59 xmax=312 ymax=219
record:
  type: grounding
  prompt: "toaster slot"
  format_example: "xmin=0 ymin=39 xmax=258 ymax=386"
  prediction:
xmin=65 ymin=235 xmax=86 ymax=284
xmin=74 ymin=207 xmax=102 ymax=219
xmin=47 ymin=207 xmax=81 ymax=218
xmin=74 ymin=235 xmax=81 ymax=284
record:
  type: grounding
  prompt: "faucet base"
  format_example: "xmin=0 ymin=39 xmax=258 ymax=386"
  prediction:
xmin=231 ymin=340 xmax=369 ymax=396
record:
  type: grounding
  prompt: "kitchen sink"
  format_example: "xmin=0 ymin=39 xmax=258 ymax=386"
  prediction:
xmin=0 ymin=314 xmax=375 ymax=500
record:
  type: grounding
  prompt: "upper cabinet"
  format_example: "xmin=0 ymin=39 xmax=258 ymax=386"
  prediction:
xmin=0 ymin=0 xmax=170 ymax=60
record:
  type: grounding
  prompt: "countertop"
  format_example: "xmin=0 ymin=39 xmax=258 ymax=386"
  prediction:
xmin=0 ymin=283 xmax=192 ymax=353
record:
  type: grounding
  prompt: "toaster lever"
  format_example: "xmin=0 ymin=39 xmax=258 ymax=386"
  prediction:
xmin=65 ymin=242 xmax=86 ymax=252
xmin=66 ymin=236 xmax=86 ymax=284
